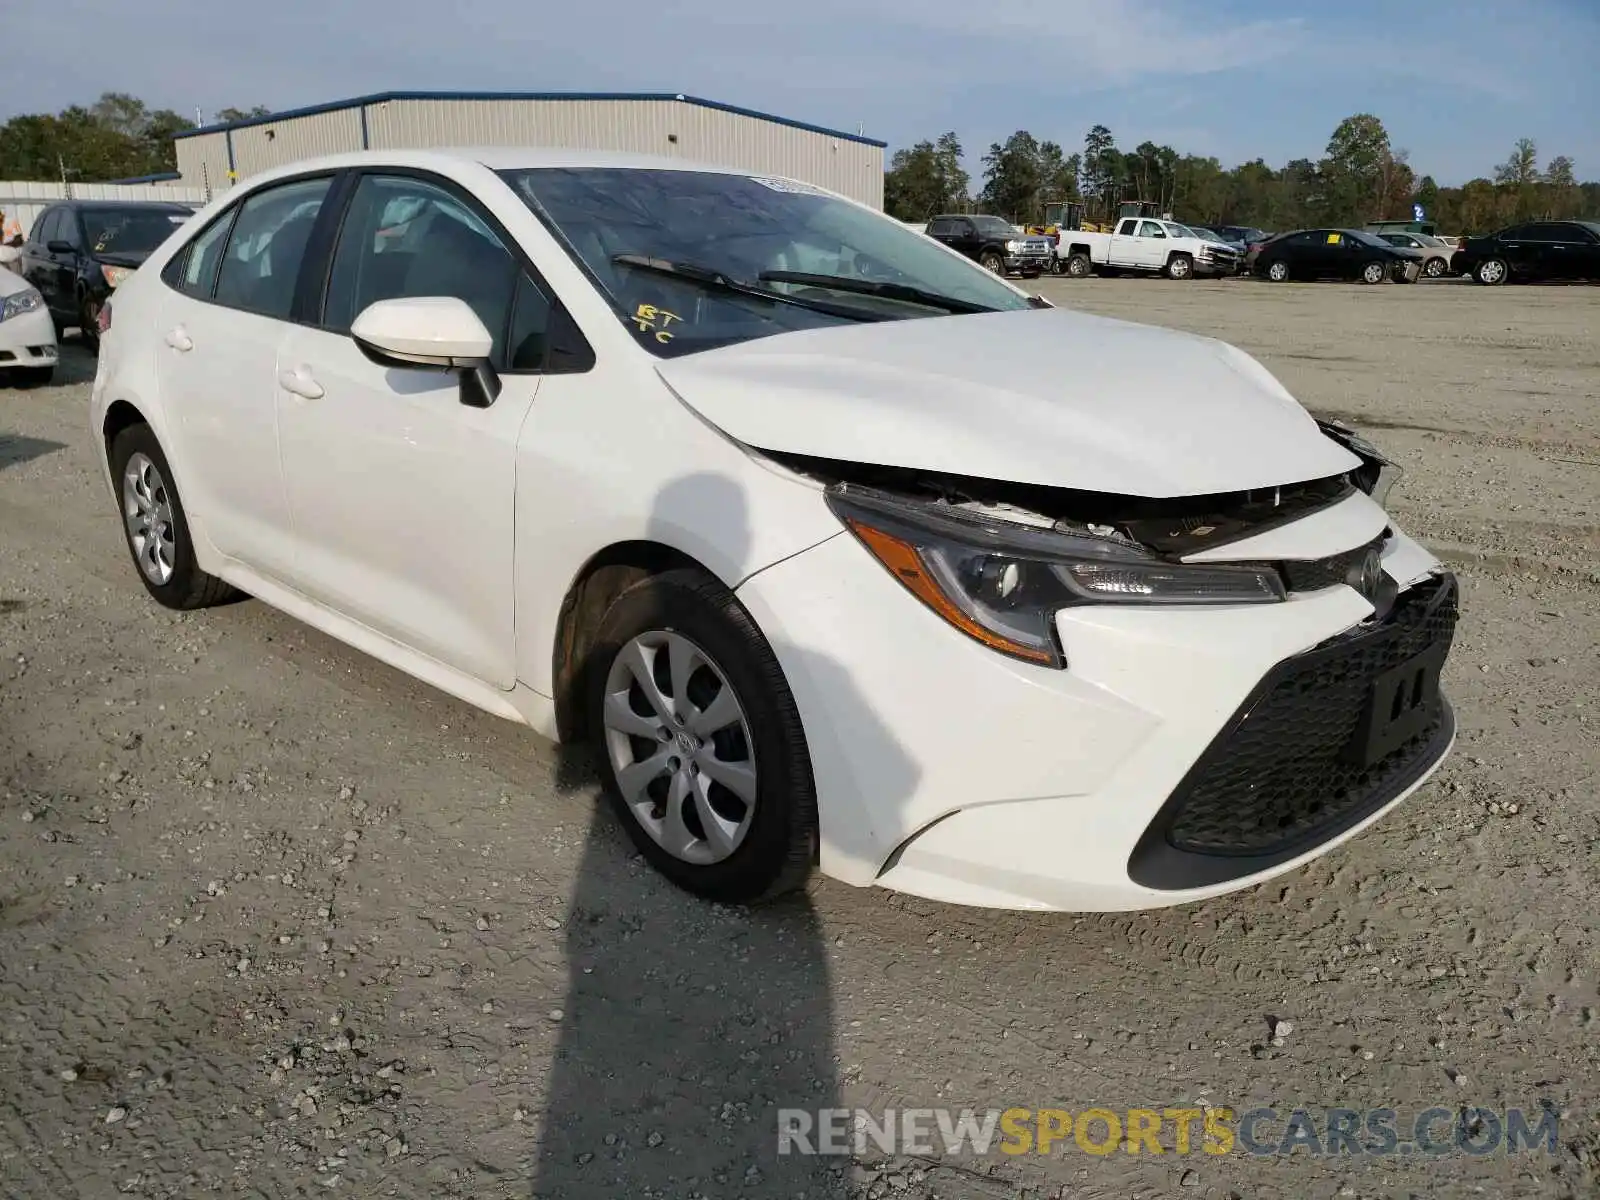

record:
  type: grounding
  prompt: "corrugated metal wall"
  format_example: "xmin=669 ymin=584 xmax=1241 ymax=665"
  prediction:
xmin=0 ymin=181 xmax=209 ymax=239
xmin=173 ymin=98 xmax=884 ymax=207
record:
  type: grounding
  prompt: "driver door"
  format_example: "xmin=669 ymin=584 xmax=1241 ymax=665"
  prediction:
xmin=273 ymin=172 xmax=550 ymax=688
xmin=1135 ymin=220 xmax=1169 ymax=269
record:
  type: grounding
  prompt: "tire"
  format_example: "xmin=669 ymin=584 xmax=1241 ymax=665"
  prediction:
xmin=1266 ymin=260 xmax=1291 ymax=282
xmin=1475 ymin=258 xmax=1508 ymax=286
xmin=1165 ymin=253 xmax=1193 ymax=280
xmin=1065 ymin=252 xmax=1091 ymax=278
xmin=586 ymin=568 xmax=817 ymax=904
xmin=979 ymin=251 xmax=1005 ymax=276
xmin=78 ymin=293 xmax=101 ymax=353
xmin=1359 ymin=261 xmax=1387 ymax=284
xmin=1424 ymin=256 xmax=1447 ymax=278
xmin=108 ymin=423 xmax=239 ymax=610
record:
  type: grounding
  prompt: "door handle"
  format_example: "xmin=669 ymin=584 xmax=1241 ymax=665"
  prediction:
xmin=165 ymin=326 xmax=193 ymax=352
xmin=277 ymin=366 xmax=324 ymax=400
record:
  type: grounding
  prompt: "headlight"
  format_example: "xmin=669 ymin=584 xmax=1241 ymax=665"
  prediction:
xmin=0 ymin=287 xmax=44 ymax=322
xmin=827 ymin=485 xmax=1287 ymax=668
xmin=101 ymin=264 xmax=132 ymax=288
xmin=1005 ymin=239 xmax=1021 ymax=252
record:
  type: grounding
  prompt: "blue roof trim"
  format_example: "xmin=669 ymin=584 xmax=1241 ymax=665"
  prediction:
xmin=102 ymin=171 xmax=183 ymax=184
xmin=174 ymin=90 xmax=886 ymax=148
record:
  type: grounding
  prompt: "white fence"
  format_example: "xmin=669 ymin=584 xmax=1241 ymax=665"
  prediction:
xmin=1 ymin=181 xmax=212 ymax=240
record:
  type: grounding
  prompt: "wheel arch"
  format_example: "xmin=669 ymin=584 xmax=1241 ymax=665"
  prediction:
xmin=551 ymin=539 xmax=727 ymax=743
xmin=102 ymin=398 xmax=149 ymax=462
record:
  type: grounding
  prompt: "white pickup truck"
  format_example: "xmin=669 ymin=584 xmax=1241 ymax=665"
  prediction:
xmin=1053 ymin=217 xmax=1241 ymax=279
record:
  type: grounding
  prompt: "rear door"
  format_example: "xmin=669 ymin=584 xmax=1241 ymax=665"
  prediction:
xmin=155 ymin=174 xmax=336 ymax=581
xmin=1107 ymin=219 xmax=1142 ymax=267
xmin=1494 ymin=225 xmax=1542 ymax=277
xmin=273 ymin=170 xmax=549 ymax=686
xmin=21 ymin=209 xmax=61 ymax=313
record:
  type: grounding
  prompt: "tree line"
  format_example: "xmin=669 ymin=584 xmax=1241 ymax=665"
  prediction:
xmin=886 ymin=114 xmax=1598 ymax=235
xmin=0 ymin=93 xmax=268 ymax=182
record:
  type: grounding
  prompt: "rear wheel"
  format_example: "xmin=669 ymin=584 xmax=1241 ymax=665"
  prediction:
xmin=1064 ymin=252 xmax=1091 ymax=278
xmin=1424 ymin=256 xmax=1447 ymax=278
xmin=1166 ymin=253 xmax=1193 ymax=280
xmin=1475 ymin=258 xmax=1508 ymax=285
xmin=1266 ymin=260 xmax=1291 ymax=282
xmin=109 ymin=424 xmax=238 ymax=610
xmin=979 ymin=250 xmax=1005 ymax=275
xmin=1359 ymin=261 xmax=1387 ymax=284
xmin=587 ymin=569 xmax=817 ymax=904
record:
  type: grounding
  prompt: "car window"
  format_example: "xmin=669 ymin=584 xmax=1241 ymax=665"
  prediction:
xmin=32 ymin=210 xmax=58 ymax=245
xmin=81 ymin=207 xmax=189 ymax=256
xmin=1501 ymin=225 xmax=1533 ymax=240
xmin=1517 ymin=225 xmax=1561 ymax=243
xmin=500 ymin=166 xmax=1033 ymax=360
xmin=1138 ymin=221 xmax=1166 ymax=238
xmin=1117 ymin=220 xmax=1137 ymax=235
xmin=54 ymin=210 xmax=82 ymax=248
xmin=214 ymin=178 xmax=332 ymax=319
xmin=173 ymin=209 xmax=237 ymax=298
xmin=323 ymin=174 xmax=523 ymax=368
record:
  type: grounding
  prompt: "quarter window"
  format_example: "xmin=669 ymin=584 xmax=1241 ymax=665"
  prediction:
xmin=214 ymin=177 xmax=332 ymax=319
xmin=172 ymin=210 xmax=236 ymax=298
xmin=322 ymin=175 xmax=528 ymax=368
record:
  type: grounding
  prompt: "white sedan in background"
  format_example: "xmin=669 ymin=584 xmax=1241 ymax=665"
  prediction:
xmin=1377 ymin=231 xmax=1458 ymax=277
xmin=0 ymin=269 xmax=58 ymax=385
xmin=88 ymin=148 xmax=1459 ymax=911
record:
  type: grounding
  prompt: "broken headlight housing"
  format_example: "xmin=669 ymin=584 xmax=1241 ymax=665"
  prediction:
xmin=1319 ymin=420 xmax=1401 ymax=509
xmin=827 ymin=485 xmax=1285 ymax=668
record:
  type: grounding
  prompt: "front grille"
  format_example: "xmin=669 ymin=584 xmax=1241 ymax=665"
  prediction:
xmin=1280 ymin=534 xmax=1386 ymax=593
xmin=1129 ymin=573 xmax=1457 ymax=889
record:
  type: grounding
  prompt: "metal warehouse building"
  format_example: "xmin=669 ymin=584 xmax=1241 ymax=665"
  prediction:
xmin=173 ymin=91 xmax=886 ymax=208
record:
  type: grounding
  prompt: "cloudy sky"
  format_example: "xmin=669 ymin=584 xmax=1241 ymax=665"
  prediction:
xmin=6 ymin=0 xmax=1597 ymax=185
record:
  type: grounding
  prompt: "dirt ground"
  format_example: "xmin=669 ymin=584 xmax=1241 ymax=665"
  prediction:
xmin=1 ymin=276 xmax=1597 ymax=1200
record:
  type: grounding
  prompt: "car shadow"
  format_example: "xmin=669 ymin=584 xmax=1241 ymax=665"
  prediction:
xmin=530 ymin=471 xmax=919 ymax=1198
xmin=0 ymin=433 xmax=66 ymax=471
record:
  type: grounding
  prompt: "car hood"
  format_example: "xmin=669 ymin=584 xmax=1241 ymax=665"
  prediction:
xmin=0 ymin=266 xmax=35 ymax=299
xmin=655 ymin=307 xmax=1361 ymax=498
xmin=93 ymin=250 xmax=151 ymax=269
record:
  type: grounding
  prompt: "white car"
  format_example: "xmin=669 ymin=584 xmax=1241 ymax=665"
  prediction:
xmin=0 ymin=269 xmax=58 ymax=384
xmin=1053 ymin=217 xmax=1243 ymax=279
xmin=89 ymin=148 xmax=1459 ymax=912
xmin=1375 ymin=232 xmax=1457 ymax=278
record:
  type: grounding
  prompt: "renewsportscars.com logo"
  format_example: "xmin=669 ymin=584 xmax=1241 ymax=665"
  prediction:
xmin=777 ymin=1105 xmax=1560 ymax=1159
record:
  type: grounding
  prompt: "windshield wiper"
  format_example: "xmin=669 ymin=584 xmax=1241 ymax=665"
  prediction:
xmin=755 ymin=271 xmax=1001 ymax=315
xmin=611 ymin=255 xmax=887 ymax=322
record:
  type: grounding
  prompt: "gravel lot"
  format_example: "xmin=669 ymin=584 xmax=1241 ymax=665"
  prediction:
xmin=2 ymin=278 xmax=1597 ymax=1199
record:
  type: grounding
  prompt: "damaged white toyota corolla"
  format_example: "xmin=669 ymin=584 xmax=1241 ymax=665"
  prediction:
xmin=90 ymin=149 xmax=1458 ymax=911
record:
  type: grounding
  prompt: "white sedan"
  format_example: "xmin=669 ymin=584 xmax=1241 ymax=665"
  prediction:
xmin=89 ymin=148 xmax=1459 ymax=911
xmin=0 ymin=268 xmax=58 ymax=384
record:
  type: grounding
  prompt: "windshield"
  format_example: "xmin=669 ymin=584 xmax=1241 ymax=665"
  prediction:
xmin=500 ymin=167 xmax=1034 ymax=357
xmin=970 ymin=215 xmax=1017 ymax=238
xmin=81 ymin=206 xmax=189 ymax=256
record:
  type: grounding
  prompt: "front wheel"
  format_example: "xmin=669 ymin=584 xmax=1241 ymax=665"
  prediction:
xmin=1475 ymin=258 xmax=1508 ymax=285
xmin=1359 ymin=261 xmax=1387 ymax=284
xmin=979 ymin=251 xmax=1005 ymax=275
xmin=109 ymin=424 xmax=239 ymax=610
xmin=587 ymin=569 xmax=818 ymax=904
xmin=1166 ymin=253 xmax=1193 ymax=280
xmin=78 ymin=293 xmax=102 ymax=353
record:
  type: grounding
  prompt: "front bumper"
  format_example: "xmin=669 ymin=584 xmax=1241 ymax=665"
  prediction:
xmin=736 ymin=519 xmax=1456 ymax=911
xmin=0 ymin=303 xmax=59 ymax=371
xmin=1005 ymin=252 xmax=1054 ymax=274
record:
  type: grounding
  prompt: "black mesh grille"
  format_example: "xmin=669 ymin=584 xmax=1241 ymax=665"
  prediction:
xmin=1279 ymin=534 xmax=1387 ymax=594
xmin=1130 ymin=573 xmax=1458 ymax=887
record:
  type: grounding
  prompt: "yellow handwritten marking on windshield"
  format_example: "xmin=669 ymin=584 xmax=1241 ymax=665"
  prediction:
xmin=634 ymin=303 xmax=682 ymax=344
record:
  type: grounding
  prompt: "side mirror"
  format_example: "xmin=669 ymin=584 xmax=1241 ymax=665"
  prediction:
xmin=351 ymin=296 xmax=501 ymax=408
xmin=47 ymin=239 xmax=77 ymax=255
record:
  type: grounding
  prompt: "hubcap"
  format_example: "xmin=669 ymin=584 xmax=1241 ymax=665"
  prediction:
xmin=1270 ymin=263 xmax=1287 ymax=281
xmin=1365 ymin=264 xmax=1384 ymax=283
xmin=1482 ymin=261 xmax=1504 ymax=283
xmin=984 ymin=257 xmax=1002 ymax=274
xmin=1172 ymin=260 xmax=1189 ymax=277
xmin=122 ymin=452 xmax=176 ymax=586
xmin=602 ymin=630 xmax=758 ymax=866
xmin=1427 ymin=258 xmax=1444 ymax=277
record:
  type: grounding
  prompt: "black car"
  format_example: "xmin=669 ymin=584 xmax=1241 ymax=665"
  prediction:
xmin=1454 ymin=220 xmax=1600 ymax=285
xmin=925 ymin=214 xmax=1053 ymax=277
xmin=21 ymin=200 xmax=194 ymax=350
xmin=1252 ymin=228 xmax=1422 ymax=284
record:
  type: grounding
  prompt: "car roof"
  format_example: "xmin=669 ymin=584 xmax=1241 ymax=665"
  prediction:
xmin=61 ymin=199 xmax=193 ymax=211
xmin=240 ymin=145 xmax=764 ymax=181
